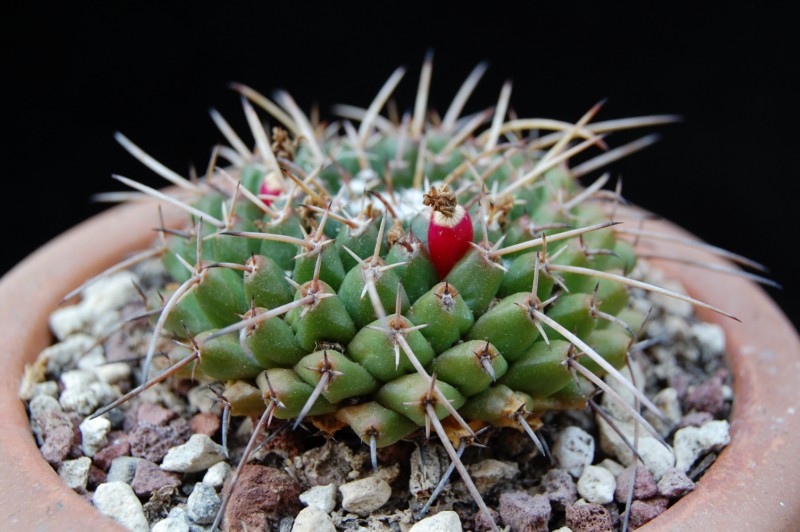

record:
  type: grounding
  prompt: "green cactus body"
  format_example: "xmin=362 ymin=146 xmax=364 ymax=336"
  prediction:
xmin=93 ymin=60 xmax=726 ymax=531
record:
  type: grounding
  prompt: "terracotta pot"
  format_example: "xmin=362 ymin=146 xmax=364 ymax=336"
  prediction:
xmin=1 ymin=200 xmax=798 ymax=531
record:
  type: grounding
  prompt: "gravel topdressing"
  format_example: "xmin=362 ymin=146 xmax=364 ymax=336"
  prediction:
xmin=21 ymin=259 xmax=732 ymax=531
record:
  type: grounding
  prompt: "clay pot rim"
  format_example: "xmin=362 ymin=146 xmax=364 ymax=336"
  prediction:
xmin=1 ymin=200 xmax=798 ymax=531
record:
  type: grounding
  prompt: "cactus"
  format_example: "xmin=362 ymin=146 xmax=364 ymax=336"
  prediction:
xmin=71 ymin=56 xmax=754 ymax=531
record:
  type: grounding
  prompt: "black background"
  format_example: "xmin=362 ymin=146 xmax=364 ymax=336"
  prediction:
xmin=3 ymin=4 xmax=797 ymax=329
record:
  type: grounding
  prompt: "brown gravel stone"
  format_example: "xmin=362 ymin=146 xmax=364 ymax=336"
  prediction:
xmin=657 ymin=468 xmax=695 ymax=498
xmin=222 ymin=465 xmax=301 ymax=532
xmin=40 ymin=410 xmax=77 ymax=465
xmin=614 ymin=465 xmax=658 ymax=503
xmin=498 ymin=491 xmax=551 ymax=532
xmin=190 ymin=412 xmax=221 ymax=436
xmin=685 ymin=376 xmax=725 ymax=416
xmin=474 ymin=508 xmax=502 ymax=531
xmin=679 ymin=411 xmax=714 ymax=428
xmin=137 ymin=402 xmax=178 ymax=426
xmin=542 ymin=468 xmax=577 ymax=510
xmin=129 ymin=419 xmax=191 ymax=463
xmin=566 ymin=503 xmax=613 ymax=532
xmin=87 ymin=464 xmax=107 ymax=490
xmin=93 ymin=432 xmax=131 ymax=471
xmin=628 ymin=497 xmax=669 ymax=528
xmin=131 ymin=460 xmax=182 ymax=497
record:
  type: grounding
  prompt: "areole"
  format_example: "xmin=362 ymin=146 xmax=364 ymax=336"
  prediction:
xmin=0 ymin=197 xmax=798 ymax=530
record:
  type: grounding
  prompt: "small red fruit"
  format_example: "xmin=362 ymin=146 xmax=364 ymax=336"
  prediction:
xmin=424 ymin=185 xmax=473 ymax=278
xmin=259 ymin=171 xmax=284 ymax=206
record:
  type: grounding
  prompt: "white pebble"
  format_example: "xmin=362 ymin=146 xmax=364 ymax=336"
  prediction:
xmin=598 ymin=418 xmax=675 ymax=481
xmin=32 ymin=381 xmax=60 ymax=399
xmin=339 ymin=477 xmax=391 ymax=516
xmin=94 ymin=362 xmax=132 ymax=384
xmin=409 ymin=510 xmax=463 ymax=532
xmin=152 ymin=517 xmax=190 ymax=532
xmin=577 ymin=465 xmax=616 ymax=504
xmin=674 ymin=420 xmax=731 ymax=472
xmin=690 ymin=322 xmax=725 ymax=356
xmin=93 ymin=481 xmax=149 ymax=532
xmin=292 ymin=507 xmax=336 ymax=532
xmin=299 ymin=483 xmax=337 ymax=513
xmin=49 ymin=306 xmax=89 ymax=341
xmin=646 ymin=387 xmax=682 ymax=437
xmin=187 ymin=482 xmax=221 ymax=524
xmin=59 ymin=387 xmax=99 ymax=416
xmin=553 ymin=426 xmax=595 ymax=478
xmin=80 ymin=416 xmax=111 ymax=457
xmin=88 ymin=380 xmax=120 ymax=405
xmin=597 ymin=458 xmax=625 ymax=477
xmin=82 ymin=270 xmax=140 ymax=312
xmin=38 ymin=333 xmax=99 ymax=373
xmin=77 ymin=348 xmax=107 ymax=371
xmin=58 ymin=457 xmax=91 ymax=492
xmin=161 ymin=434 xmax=227 ymax=473
xmin=203 ymin=461 xmax=232 ymax=489
xmin=61 ymin=369 xmax=97 ymax=390
xmin=600 ymin=362 xmax=646 ymax=423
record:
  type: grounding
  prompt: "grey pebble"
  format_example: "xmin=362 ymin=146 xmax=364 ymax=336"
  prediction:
xmin=657 ymin=468 xmax=696 ymax=498
xmin=58 ymin=457 xmax=91 ymax=492
xmin=108 ymin=456 xmax=142 ymax=484
xmin=187 ymin=482 xmax=221 ymax=524
xmin=467 ymin=459 xmax=519 ymax=494
xmin=161 ymin=434 xmax=226 ymax=473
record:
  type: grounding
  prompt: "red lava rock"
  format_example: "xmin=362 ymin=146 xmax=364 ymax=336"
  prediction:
xmin=129 ymin=419 xmax=191 ymax=463
xmin=474 ymin=508 xmax=502 ymax=531
xmin=566 ymin=503 xmax=613 ymax=532
xmin=130 ymin=460 xmax=182 ymax=497
xmin=498 ymin=491 xmax=551 ymax=532
xmin=669 ymin=372 xmax=689 ymax=398
xmin=223 ymin=465 xmax=301 ymax=532
xmin=39 ymin=411 xmax=77 ymax=465
xmin=685 ymin=376 xmax=725 ymax=416
xmin=93 ymin=432 xmax=131 ymax=471
xmin=542 ymin=468 xmax=577 ymax=510
xmin=628 ymin=497 xmax=669 ymax=528
xmin=657 ymin=468 xmax=695 ymax=498
xmin=137 ymin=402 xmax=179 ymax=426
xmin=87 ymin=464 xmax=107 ymax=490
xmin=250 ymin=420 xmax=303 ymax=458
xmin=614 ymin=465 xmax=658 ymax=503
xmin=190 ymin=412 xmax=220 ymax=437
xmin=679 ymin=411 xmax=714 ymax=428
